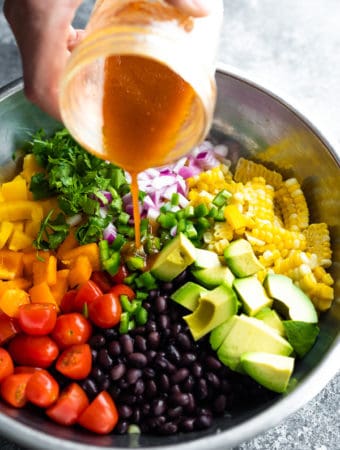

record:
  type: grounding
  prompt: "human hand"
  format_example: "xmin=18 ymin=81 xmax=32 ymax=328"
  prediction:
xmin=4 ymin=0 xmax=210 ymax=120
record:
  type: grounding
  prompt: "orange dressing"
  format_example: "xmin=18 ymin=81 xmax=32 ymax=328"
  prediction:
xmin=102 ymin=54 xmax=196 ymax=248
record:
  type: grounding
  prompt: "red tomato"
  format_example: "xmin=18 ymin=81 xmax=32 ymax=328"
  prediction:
xmin=0 ymin=311 xmax=20 ymax=345
xmin=110 ymin=284 xmax=135 ymax=300
xmin=60 ymin=290 xmax=78 ymax=313
xmin=77 ymin=391 xmax=119 ymax=434
xmin=25 ymin=370 xmax=59 ymax=408
xmin=14 ymin=366 xmax=43 ymax=374
xmin=51 ymin=313 xmax=92 ymax=350
xmin=73 ymin=281 xmax=103 ymax=313
xmin=88 ymin=293 xmax=122 ymax=328
xmin=0 ymin=348 xmax=14 ymax=382
xmin=111 ymin=264 xmax=128 ymax=284
xmin=91 ymin=271 xmax=112 ymax=293
xmin=17 ymin=303 xmax=57 ymax=336
xmin=56 ymin=344 xmax=92 ymax=380
xmin=0 ymin=373 xmax=32 ymax=408
xmin=46 ymin=383 xmax=89 ymax=426
xmin=8 ymin=334 xmax=59 ymax=368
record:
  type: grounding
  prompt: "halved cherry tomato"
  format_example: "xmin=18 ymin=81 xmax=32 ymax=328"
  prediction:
xmin=110 ymin=284 xmax=135 ymax=300
xmin=111 ymin=264 xmax=128 ymax=284
xmin=60 ymin=289 xmax=77 ymax=314
xmin=77 ymin=391 xmax=119 ymax=434
xmin=8 ymin=334 xmax=59 ymax=368
xmin=0 ymin=373 xmax=32 ymax=408
xmin=91 ymin=271 xmax=112 ymax=293
xmin=88 ymin=293 xmax=122 ymax=328
xmin=25 ymin=370 xmax=59 ymax=408
xmin=0 ymin=311 xmax=20 ymax=345
xmin=56 ymin=344 xmax=92 ymax=380
xmin=73 ymin=281 xmax=103 ymax=313
xmin=18 ymin=303 xmax=57 ymax=336
xmin=46 ymin=383 xmax=89 ymax=426
xmin=0 ymin=348 xmax=14 ymax=382
xmin=51 ymin=313 xmax=92 ymax=350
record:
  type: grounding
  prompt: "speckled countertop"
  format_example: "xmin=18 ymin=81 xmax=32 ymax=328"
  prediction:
xmin=0 ymin=1 xmax=339 ymax=449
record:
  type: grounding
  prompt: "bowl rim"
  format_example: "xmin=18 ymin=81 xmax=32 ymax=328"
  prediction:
xmin=0 ymin=67 xmax=339 ymax=450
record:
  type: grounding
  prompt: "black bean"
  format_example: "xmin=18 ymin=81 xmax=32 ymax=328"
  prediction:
xmin=206 ymin=371 xmax=221 ymax=389
xmin=120 ymin=394 xmax=137 ymax=405
xmin=98 ymin=377 xmax=110 ymax=391
xmin=127 ymin=352 xmax=148 ymax=368
xmin=147 ymin=289 xmax=159 ymax=300
xmin=132 ymin=407 xmax=141 ymax=424
xmin=155 ymin=296 xmax=167 ymax=313
xmin=170 ymin=392 xmax=189 ymax=407
xmin=134 ymin=335 xmax=147 ymax=352
xmin=81 ymin=378 xmax=98 ymax=397
xmin=115 ymin=420 xmax=129 ymax=434
xmin=158 ymin=374 xmax=170 ymax=392
xmin=192 ymin=362 xmax=203 ymax=378
xmin=143 ymin=367 xmax=155 ymax=378
xmin=185 ymin=393 xmax=196 ymax=414
xmin=130 ymin=325 xmax=145 ymax=336
xmin=170 ymin=368 xmax=189 ymax=384
xmin=108 ymin=340 xmax=121 ymax=357
xmin=170 ymin=384 xmax=181 ymax=394
xmin=197 ymin=378 xmax=208 ymax=399
xmin=145 ymin=380 xmax=157 ymax=398
xmin=152 ymin=398 xmax=167 ymax=416
xmin=103 ymin=328 xmax=117 ymax=341
xmin=181 ymin=352 xmax=197 ymax=366
xmin=167 ymin=406 xmax=183 ymax=418
xmin=126 ymin=368 xmax=142 ymax=384
xmin=158 ymin=314 xmax=170 ymax=330
xmin=182 ymin=375 xmax=195 ymax=392
xmin=90 ymin=367 xmax=105 ymax=382
xmin=213 ymin=394 xmax=227 ymax=414
xmin=206 ymin=355 xmax=222 ymax=371
xmin=110 ymin=363 xmax=126 ymax=380
xmin=147 ymin=331 xmax=160 ymax=349
xmin=145 ymin=350 xmax=157 ymax=363
xmin=119 ymin=334 xmax=134 ymax=355
xmin=170 ymin=322 xmax=182 ymax=336
xmin=89 ymin=334 xmax=106 ymax=349
xmin=221 ymin=379 xmax=232 ymax=394
xmin=173 ymin=270 xmax=188 ymax=286
xmin=161 ymin=282 xmax=173 ymax=293
xmin=118 ymin=404 xmax=133 ymax=419
xmin=177 ymin=333 xmax=192 ymax=351
xmin=159 ymin=422 xmax=178 ymax=434
xmin=141 ymin=403 xmax=151 ymax=416
xmin=195 ymin=414 xmax=213 ymax=430
xmin=108 ymin=385 xmax=121 ymax=400
xmin=146 ymin=320 xmax=157 ymax=333
xmin=97 ymin=348 xmax=113 ymax=369
xmin=134 ymin=379 xmax=145 ymax=396
xmin=180 ymin=417 xmax=195 ymax=432
xmin=166 ymin=344 xmax=181 ymax=363
xmin=148 ymin=416 xmax=166 ymax=429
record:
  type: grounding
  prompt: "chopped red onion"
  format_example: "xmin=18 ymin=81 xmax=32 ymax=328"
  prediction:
xmin=66 ymin=214 xmax=83 ymax=226
xmin=103 ymin=222 xmax=117 ymax=244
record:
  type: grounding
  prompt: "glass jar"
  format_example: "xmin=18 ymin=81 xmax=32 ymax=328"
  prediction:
xmin=59 ymin=0 xmax=223 ymax=173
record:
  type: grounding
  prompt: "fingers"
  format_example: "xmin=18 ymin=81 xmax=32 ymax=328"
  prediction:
xmin=165 ymin=0 xmax=210 ymax=17
xmin=67 ymin=28 xmax=86 ymax=52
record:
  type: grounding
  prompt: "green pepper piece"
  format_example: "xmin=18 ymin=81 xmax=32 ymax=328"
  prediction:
xmin=135 ymin=306 xmax=148 ymax=325
xmin=126 ymin=255 xmax=145 ymax=271
xmin=119 ymin=312 xmax=130 ymax=334
xmin=99 ymin=239 xmax=110 ymax=261
xmin=102 ymin=251 xmax=120 ymax=275
xmin=212 ymin=189 xmax=232 ymax=207
xmin=194 ymin=203 xmax=210 ymax=218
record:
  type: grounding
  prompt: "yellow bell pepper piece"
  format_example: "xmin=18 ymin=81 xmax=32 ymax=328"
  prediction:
xmin=20 ymin=154 xmax=45 ymax=183
xmin=8 ymin=230 xmax=34 ymax=251
xmin=0 ymin=201 xmax=43 ymax=222
xmin=1 ymin=176 xmax=28 ymax=201
xmin=224 ymin=204 xmax=248 ymax=231
xmin=0 ymin=288 xmax=30 ymax=318
xmin=0 ymin=221 xmax=14 ymax=249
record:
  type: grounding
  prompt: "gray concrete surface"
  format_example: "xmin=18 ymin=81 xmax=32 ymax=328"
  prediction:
xmin=0 ymin=0 xmax=339 ymax=449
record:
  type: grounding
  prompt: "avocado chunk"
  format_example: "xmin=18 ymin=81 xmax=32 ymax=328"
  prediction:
xmin=255 ymin=307 xmax=285 ymax=336
xmin=240 ymin=352 xmax=295 ymax=393
xmin=233 ymin=275 xmax=273 ymax=316
xmin=151 ymin=232 xmax=197 ymax=281
xmin=224 ymin=239 xmax=264 ymax=277
xmin=193 ymin=248 xmax=221 ymax=269
xmin=184 ymin=283 xmax=238 ymax=341
xmin=263 ymin=274 xmax=318 ymax=323
xmin=217 ymin=314 xmax=293 ymax=372
xmin=170 ymin=281 xmax=207 ymax=311
xmin=191 ymin=265 xmax=235 ymax=288
xmin=209 ymin=315 xmax=237 ymax=351
xmin=282 ymin=320 xmax=320 ymax=358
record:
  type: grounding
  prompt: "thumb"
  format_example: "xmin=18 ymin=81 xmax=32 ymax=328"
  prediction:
xmin=165 ymin=0 xmax=210 ymax=17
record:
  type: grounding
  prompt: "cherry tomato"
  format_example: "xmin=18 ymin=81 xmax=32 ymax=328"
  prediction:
xmin=46 ymin=383 xmax=89 ymax=426
xmin=73 ymin=281 xmax=103 ymax=313
xmin=8 ymin=334 xmax=59 ymax=368
xmin=88 ymin=293 xmax=122 ymax=328
xmin=110 ymin=284 xmax=135 ymax=300
xmin=51 ymin=313 xmax=92 ymax=350
xmin=0 ymin=311 xmax=20 ymax=345
xmin=14 ymin=366 xmax=43 ymax=374
xmin=111 ymin=264 xmax=128 ymax=284
xmin=25 ymin=370 xmax=59 ymax=408
xmin=60 ymin=290 xmax=78 ymax=314
xmin=0 ymin=348 xmax=14 ymax=382
xmin=0 ymin=373 xmax=32 ymax=408
xmin=77 ymin=391 xmax=119 ymax=434
xmin=56 ymin=344 xmax=92 ymax=380
xmin=17 ymin=303 xmax=57 ymax=336
xmin=91 ymin=271 xmax=112 ymax=293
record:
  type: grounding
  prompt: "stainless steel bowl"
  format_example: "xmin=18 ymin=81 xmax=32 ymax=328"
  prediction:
xmin=0 ymin=67 xmax=339 ymax=450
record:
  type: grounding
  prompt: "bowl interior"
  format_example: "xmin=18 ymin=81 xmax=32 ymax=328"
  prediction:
xmin=0 ymin=70 xmax=339 ymax=450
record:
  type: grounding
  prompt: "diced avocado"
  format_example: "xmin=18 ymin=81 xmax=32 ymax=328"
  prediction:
xmin=184 ymin=283 xmax=238 ymax=341
xmin=151 ymin=232 xmax=197 ymax=281
xmin=209 ymin=315 xmax=237 ymax=351
xmin=283 ymin=320 xmax=320 ymax=358
xmin=193 ymin=248 xmax=221 ymax=269
xmin=217 ymin=314 xmax=293 ymax=372
xmin=224 ymin=239 xmax=264 ymax=277
xmin=263 ymin=274 xmax=318 ymax=323
xmin=256 ymin=307 xmax=285 ymax=336
xmin=191 ymin=265 xmax=235 ymax=288
xmin=170 ymin=281 xmax=207 ymax=311
xmin=240 ymin=352 xmax=295 ymax=393
xmin=233 ymin=275 xmax=273 ymax=316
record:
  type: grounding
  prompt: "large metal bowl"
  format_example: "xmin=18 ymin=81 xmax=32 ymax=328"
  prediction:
xmin=0 ymin=66 xmax=339 ymax=450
